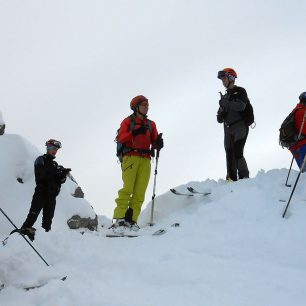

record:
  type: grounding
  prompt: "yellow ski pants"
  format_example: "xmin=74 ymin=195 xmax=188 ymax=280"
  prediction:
xmin=114 ymin=155 xmax=151 ymax=222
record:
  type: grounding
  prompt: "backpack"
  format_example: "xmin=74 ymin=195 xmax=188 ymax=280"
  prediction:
xmin=241 ymin=101 xmax=254 ymax=126
xmin=279 ymin=109 xmax=302 ymax=148
xmin=115 ymin=114 xmax=153 ymax=163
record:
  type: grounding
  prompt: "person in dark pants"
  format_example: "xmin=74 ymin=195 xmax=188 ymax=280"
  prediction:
xmin=13 ymin=139 xmax=71 ymax=241
xmin=216 ymin=68 xmax=250 ymax=181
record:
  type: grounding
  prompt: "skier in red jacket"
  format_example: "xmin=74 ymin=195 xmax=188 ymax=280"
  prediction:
xmin=290 ymin=92 xmax=306 ymax=170
xmin=111 ymin=95 xmax=163 ymax=234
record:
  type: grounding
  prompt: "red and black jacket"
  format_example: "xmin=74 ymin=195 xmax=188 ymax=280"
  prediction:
xmin=290 ymin=103 xmax=306 ymax=151
xmin=118 ymin=115 xmax=159 ymax=159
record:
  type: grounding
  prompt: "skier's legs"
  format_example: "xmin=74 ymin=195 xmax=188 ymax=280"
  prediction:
xmin=114 ymin=156 xmax=139 ymax=219
xmin=292 ymin=143 xmax=306 ymax=172
xmin=233 ymin=128 xmax=249 ymax=179
xmin=21 ymin=190 xmax=45 ymax=229
xmin=42 ymin=197 xmax=56 ymax=231
xmin=129 ymin=157 xmax=151 ymax=222
xmin=224 ymin=127 xmax=237 ymax=181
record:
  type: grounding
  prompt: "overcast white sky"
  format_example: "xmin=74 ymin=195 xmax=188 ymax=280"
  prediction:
xmin=1 ymin=0 xmax=306 ymax=217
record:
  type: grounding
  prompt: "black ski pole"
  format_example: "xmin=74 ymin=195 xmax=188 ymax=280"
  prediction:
xmin=285 ymin=110 xmax=306 ymax=187
xmin=285 ymin=156 xmax=295 ymax=187
xmin=282 ymin=154 xmax=306 ymax=218
xmin=149 ymin=134 xmax=162 ymax=226
xmin=0 ymin=207 xmax=49 ymax=266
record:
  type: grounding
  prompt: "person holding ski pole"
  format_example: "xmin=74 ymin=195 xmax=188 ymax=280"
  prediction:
xmin=216 ymin=68 xmax=252 ymax=181
xmin=12 ymin=139 xmax=71 ymax=241
xmin=288 ymin=92 xmax=306 ymax=171
xmin=111 ymin=95 xmax=163 ymax=234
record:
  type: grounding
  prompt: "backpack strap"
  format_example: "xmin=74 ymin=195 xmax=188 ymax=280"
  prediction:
xmin=123 ymin=114 xmax=155 ymax=157
xmin=129 ymin=114 xmax=136 ymax=131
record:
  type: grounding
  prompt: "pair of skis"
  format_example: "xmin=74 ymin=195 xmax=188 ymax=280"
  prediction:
xmin=170 ymin=187 xmax=211 ymax=197
xmin=106 ymin=223 xmax=180 ymax=238
xmin=0 ymin=276 xmax=67 ymax=292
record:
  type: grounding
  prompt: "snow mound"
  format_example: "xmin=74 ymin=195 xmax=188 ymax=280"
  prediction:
xmin=1 ymin=164 xmax=306 ymax=305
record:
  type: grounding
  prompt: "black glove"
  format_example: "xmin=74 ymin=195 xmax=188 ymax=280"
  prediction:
xmin=64 ymin=168 xmax=72 ymax=174
xmin=132 ymin=126 xmax=148 ymax=136
xmin=217 ymin=108 xmax=225 ymax=123
xmin=219 ymin=97 xmax=229 ymax=109
xmin=156 ymin=134 xmax=164 ymax=150
xmin=57 ymin=166 xmax=71 ymax=177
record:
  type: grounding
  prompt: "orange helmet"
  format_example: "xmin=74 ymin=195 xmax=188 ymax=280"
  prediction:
xmin=217 ymin=68 xmax=237 ymax=81
xmin=130 ymin=95 xmax=148 ymax=111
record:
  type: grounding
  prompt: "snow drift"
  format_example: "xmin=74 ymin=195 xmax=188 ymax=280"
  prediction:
xmin=1 ymin=134 xmax=306 ymax=306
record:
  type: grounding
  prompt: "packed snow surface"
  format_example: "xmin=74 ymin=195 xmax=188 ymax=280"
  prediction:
xmin=1 ymin=162 xmax=306 ymax=305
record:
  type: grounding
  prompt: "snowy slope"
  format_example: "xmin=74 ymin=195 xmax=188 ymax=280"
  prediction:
xmin=0 ymin=134 xmax=97 ymax=234
xmin=1 ymin=167 xmax=306 ymax=306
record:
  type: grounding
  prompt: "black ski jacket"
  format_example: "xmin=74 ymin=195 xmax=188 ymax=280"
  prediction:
xmin=217 ymin=85 xmax=249 ymax=127
xmin=34 ymin=154 xmax=67 ymax=196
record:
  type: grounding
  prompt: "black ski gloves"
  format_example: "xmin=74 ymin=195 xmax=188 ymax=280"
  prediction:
xmin=217 ymin=108 xmax=225 ymax=123
xmin=132 ymin=126 xmax=148 ymax=136
xmin=219 ymin=97 xmax=229 ymax=110
xmin=156 ymin=134 xmax=164 ymax=150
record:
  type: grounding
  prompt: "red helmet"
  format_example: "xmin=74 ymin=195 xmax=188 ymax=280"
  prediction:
xmin=217 ymin=68 xmax=237 ymax=81
xmin=130 ymin=95 xmax=148 ymax=111
xmin=46 ymin=139 xmax=62 ymax=149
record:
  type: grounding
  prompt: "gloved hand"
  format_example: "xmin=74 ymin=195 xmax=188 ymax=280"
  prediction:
xmin=132 ymin=126 xmax=148 ymax=136
xmin=217 ymin=108 xmax=225 ymax=123
xmin=57 ymin=166 xmax=71 ymax=178
xmin=156 ymin=134 xmax=164 ymax=150
xmin=219 ymin=97 xmax=229 ymax=109
xmin=64 ymin=168 xmax=72 ymax=174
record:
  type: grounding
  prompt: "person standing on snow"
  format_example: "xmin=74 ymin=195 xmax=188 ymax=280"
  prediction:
xmin=288 ymin=92 xmax=306 ymax=171
xmin=216 ymin=68 xmax=250 ymax=181
xmin=12 ymin=139 xmax=71 ymax=241
xmin=111 ymin=95 xmax=163 ymax=234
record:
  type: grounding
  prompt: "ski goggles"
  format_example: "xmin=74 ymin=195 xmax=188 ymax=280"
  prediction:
xmin=217 ymin=71 xmax=227 ymax=79
xmin=46 ymin=140 xmax=62 ymax=149
xmin=217 ymin=70 xmax=236 ymax=81
xmin=46 ymin=145 xmax=60 ymax=151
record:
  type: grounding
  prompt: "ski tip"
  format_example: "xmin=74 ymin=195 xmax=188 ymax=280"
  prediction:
xmin=187 ymin=187 xmax=195 ymax=192
xmin=170 ymin=188 xmax=193 ymax=196
xmin=106 ymin=234 xmax=138 ymax=238
xmin=152 ymin=229 xmax=167 ymax=236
